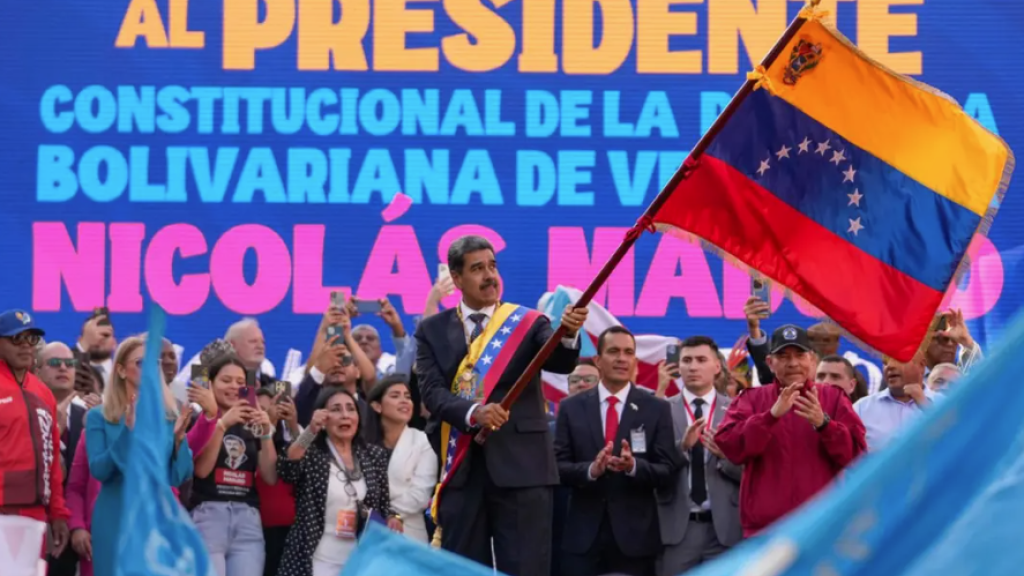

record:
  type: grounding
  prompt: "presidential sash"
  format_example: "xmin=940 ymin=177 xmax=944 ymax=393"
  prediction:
xmin=429 ymin=303 xmax=541 ymax=524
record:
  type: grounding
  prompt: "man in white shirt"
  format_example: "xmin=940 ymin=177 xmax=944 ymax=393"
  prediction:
xmin=854 ymin=352 xmax=937 ymax=451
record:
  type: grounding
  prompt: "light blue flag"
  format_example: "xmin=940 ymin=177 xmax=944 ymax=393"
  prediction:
xmin=545 ymin=286 xmax=597 ymax=358
xmin=342 ymin=523 xmax=506 ymax=576
xmin=117 ymin=306 xmax=215 ymax=576
xmin=687 ymin=307 xmax=1024 ymax=576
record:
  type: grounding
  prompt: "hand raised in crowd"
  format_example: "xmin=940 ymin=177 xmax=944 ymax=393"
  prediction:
xmin=276 ymin=397 xmax=300 ymax=433
xmin=314 ymin=336 xmax=347 ymax=375
xmin=71 ymin=529 xmax=92 ymax=562
xmin=608 ymin=440 xmax=635 ymax=473
xmin=589 ymin=441 xmax=613 ymax=478
xmin=80 ymin=314 xmax=114 ymax=352
xmin=744 ymin=296 xmax=770 ymax=339
xmin=770 ymin=383 xmax=801 ymax=419
xmin=309 ymin=409 xmax=329 ymax=434
xmin=656 ymin=359 xmax=678 ymax=398
xmin=125 ymin=394 xmax=137 ymax=430
xmin=173 ymin=408 xmax=193 ymax=448
xmin=682 ymin=417 xmax=706 ymax=450
xmin=473 ymin=403 xmax=509 ymax=431
xmin=560 ymin=305 xmax=589 ymax=337
xmin=431 ymin=274 xmax=455 ymax=299
xmin=939 ymin=308 xmax=974 ymax=348
xmin=251 ymin=405 xmax=273 ymax=436
xmin=220 ymin=404 xmax=250 ymax=429
xmin=79 ymin=392 xmax=102 ymax=410
xmin=187 ymin=385 xmax=218 ymax=419
xmin=702 ymin=427 xmax=726 ymax=459
xmin=793 ymin=386 xmax=826 ymax=428
xmin=56 ymin=394 xmax=73 ymax=437
xmin=379 ymin=298 xmax=406 ymax=337
xmin=902 ymin=383 xmax=929 ymax=405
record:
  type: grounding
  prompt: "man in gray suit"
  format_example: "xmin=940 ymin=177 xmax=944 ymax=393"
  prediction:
xmin=656 ymin=336 xmax=743 ymax=575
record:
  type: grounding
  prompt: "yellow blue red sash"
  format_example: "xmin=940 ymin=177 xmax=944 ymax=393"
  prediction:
xmin=429 ymin=303 xmax=541 ymax=523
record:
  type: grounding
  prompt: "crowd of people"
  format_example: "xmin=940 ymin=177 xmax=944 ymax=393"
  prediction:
xmin=0 ymin=235 xmax=978 ymax=576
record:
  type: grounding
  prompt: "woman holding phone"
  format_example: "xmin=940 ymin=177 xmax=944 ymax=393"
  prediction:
xmin=191 ymin=354 xmax=278 ymax=576
xmin=277 ymin=388 xmax=398 ymax=576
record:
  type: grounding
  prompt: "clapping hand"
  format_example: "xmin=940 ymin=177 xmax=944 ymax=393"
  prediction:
xmin=793 ymin=385 xmax=825 ymax=428
xmin=607 ymin=440 xmax=635 ymax=474
xmin=589 ymin=441 xmax=613 ymax=478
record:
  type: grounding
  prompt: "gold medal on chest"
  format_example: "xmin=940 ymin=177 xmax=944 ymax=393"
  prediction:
xmin=458 ymin=371 xmax=477 ymax=396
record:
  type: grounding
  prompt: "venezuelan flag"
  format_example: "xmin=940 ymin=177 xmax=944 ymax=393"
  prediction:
xmin=653 ymin=17 xmax=1014 ymax=362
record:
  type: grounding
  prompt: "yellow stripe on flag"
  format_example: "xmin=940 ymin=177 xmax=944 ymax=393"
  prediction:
xmin=765 ymin=20 xmax=1010 ymax=217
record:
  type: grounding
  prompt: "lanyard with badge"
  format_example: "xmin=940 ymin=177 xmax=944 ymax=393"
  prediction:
xmin=326 ymin=441 xmax=363 ymax=540
xmin=683 ymin=396 xmax=717 ymax=441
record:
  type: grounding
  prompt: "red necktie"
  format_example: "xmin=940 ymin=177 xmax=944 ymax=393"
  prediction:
xmin=604 ymin=396 xmax=620 ymax=444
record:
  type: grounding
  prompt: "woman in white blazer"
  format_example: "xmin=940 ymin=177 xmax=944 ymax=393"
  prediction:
xmin=367 ymin=375 xmax=439 ymax=543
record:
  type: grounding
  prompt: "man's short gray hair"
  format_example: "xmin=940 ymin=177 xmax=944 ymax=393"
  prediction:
xmin=225 ymin=318 xmax=260 ymax=341
xmin=927 ymin=362 xmax=960 ymax=385
xmin=352 ymin=324 xmax=379 ymax=338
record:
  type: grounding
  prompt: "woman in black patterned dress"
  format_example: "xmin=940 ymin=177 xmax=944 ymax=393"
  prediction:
xmin=276 ymin=388 xmax=400 ymax=576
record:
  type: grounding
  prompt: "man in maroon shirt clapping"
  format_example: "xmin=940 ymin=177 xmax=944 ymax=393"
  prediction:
xmin=715 ymin=324 xmax=866 ymax=536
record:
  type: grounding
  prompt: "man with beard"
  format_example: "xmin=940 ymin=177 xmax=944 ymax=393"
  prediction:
xmin=226 ymin=317 xmax=274 ymax=386
xmin=716 ymin=325 xmax=866 ymax=536
xmin=854 ymin=353 xmax=937 ymax=451
xmin=416 ymin=235 xmax=588 ymax=576
xmin=75 ymin=311 xmax=115 ymax=384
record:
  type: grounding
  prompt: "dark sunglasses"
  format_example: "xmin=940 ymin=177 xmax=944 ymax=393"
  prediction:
xmin=7 ymin=332 xmax=41 ymax=347
xmin=568 ymin=374 xmax=599 ymax=385
xmin=340 ymin=355 xmax=354 ymax=367
xmin=45 ymin=358 xmax=78 ymax=369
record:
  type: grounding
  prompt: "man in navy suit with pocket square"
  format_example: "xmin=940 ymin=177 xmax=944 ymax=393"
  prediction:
xmin=555 ymin=326 xmax=681 ymax=576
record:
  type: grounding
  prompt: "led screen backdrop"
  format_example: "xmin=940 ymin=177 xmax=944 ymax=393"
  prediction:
xmin=2 ymin=0 xmax=1020 ymax=374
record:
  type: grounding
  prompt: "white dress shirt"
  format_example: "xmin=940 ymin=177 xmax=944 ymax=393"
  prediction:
xmin=461 ymin=301 xmax=580 ymax=426
xmin=587 ymin=382 xmax=637 ymax=479
xmin=681 ymin=386 xmax=717 ymax=511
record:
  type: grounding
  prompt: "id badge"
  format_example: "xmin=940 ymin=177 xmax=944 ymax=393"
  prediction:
xmin=335 ymin=509 xmax=358 ymax=540
xmin=630 ymin=428 xmax=647 ymax=454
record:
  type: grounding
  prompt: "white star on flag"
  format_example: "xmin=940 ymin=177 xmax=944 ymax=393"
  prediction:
xmin=500 ymin=327 xmax=511 ymax=335
xmin=848 ymin=217 xmax=864 ymax=236
xmin=843 ymin=165 xmax=857 ymax=183
xmin=830 ymin=150 xmax=846 ymax=165
xmin=816 ymin=140 xmax=832 ymax=155
xmin=482 ymin=355 xmax=493 ymax=365
xmin=848 ymin=189 xmax=863 ymax=206
xmin=798 ymin=137 xmax=811 ymax=154
xmin=449 ymin=437 xmax=457 ymax=448
xmin=776 ymin=144 xmax=792 ymax=160
xmin=511 ymin=314 xmax=521 ymax=322
xmin=757 ymin=158 xmax=771 ymax=176
xmin=491 ymin=339 xmax=503 ymax=349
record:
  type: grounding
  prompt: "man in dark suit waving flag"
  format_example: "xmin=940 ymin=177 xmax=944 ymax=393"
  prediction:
xmin=416 ymin=235 xmax=587 ymax=576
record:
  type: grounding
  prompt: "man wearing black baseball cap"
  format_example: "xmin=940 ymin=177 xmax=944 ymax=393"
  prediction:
xmin=714 ymin=324 xmax=866 ymax=536
xmin=0 ymin=309 xmax=71 ymax=559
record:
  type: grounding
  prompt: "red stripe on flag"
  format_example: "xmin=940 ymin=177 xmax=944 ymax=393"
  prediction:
xmin=654 ymin=155 xmax=942 ymax=361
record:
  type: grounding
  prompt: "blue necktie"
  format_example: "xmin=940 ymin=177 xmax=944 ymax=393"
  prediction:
xmin=468 ymin=313 xmax=487 ymax=343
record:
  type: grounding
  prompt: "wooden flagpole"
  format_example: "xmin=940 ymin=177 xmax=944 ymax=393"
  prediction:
xmin=474 ymin=0 xmax=823 ymax=445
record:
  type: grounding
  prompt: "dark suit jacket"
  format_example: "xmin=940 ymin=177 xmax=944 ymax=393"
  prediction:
xmin=415 ymin=307 xmax=578 ymax=489
xmin=746 ymin=337 xmax=774 ymax=385
xmin=61 ymin=403 xmax=87 ymax=484
xmin=555 ymin=385 xmax=680 ymax=558
xmin=656 ymin=392 xmax=743 ymax=548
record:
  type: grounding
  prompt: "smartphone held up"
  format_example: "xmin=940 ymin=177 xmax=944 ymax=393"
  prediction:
xmin=751 ymin=276 xmax=771 ymax=319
